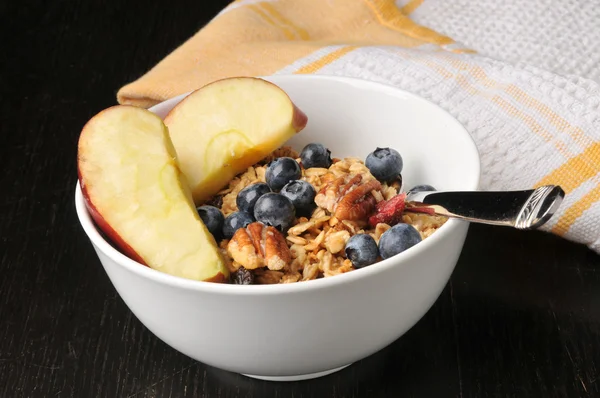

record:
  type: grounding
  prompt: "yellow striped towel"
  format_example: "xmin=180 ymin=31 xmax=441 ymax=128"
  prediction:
xmin=117 ymin=0 xmax=600 ymax=253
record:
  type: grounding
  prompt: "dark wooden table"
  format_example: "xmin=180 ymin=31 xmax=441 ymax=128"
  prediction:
xmin=2 ymin=1 xmax=600 ymax=397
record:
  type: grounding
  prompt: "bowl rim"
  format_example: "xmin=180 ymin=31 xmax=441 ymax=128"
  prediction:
xmin=75 ymin=74 xmax=481 ymax=295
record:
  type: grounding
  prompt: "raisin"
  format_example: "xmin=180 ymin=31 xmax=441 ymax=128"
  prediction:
xmin=231 ymin=267 xmax=254 ymax=285
xmin=205 ymin=195 xmax=223 ymax=209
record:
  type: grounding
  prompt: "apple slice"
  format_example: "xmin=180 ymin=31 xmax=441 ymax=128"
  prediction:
xmin=164 ymin=77 xmax=308 ymax=204
xmin=78 ymin=105 xmax=229 ymax=282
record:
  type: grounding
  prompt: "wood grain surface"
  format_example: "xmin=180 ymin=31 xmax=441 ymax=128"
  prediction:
xmin=1 ymin=1 xmax=599 ymax=397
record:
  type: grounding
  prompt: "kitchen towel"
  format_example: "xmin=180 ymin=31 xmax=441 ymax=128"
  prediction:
xmin=117 ymin=0 xmax=600 ymax=253
xmin=407 ymin=0 xmax=600 ymax=83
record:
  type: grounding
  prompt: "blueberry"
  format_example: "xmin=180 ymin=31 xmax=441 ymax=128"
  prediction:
xmin=280 ymin=180 xmax=316 ymax=210
xmin=253 ymin=193 xmax=296 ymax=232
xmin=408 ymin=184 xmax=436 ymax=194
xmin=196 ymin=205 xmax=224 ymax=239
xmin=231 ymin=266 xmax=254 ymax=285
xmin=236 ymin=183 xmax=271 ymax=214
xmin=265 ymin=157 xmax=301 ymax=191
xmin=300 ymin=143 xmax=332 ymax=169
xmin=365 ymin=147 xmax=403 ymax=182
xmin=344 ymin=234 xmax=379 ymax=268
xmin=378 ymin=224 xmax=422 ymax=259
xmin=223 ymin=211 xmax=254 ymax=239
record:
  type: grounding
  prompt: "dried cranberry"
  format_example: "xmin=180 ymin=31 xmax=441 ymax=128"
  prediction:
xmin=368 ymin=193 xmax=406 ymax=227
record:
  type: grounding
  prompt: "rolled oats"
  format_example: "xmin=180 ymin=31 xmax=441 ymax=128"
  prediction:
xmin=382 ymin=185 xmax=399 ymax=200
xmin=304 ymin=230 xmax=325 ymax=252
xmin=324 ymin=230 xmax=350 ymax=254
xmin=281 ymin=272 xmax=301 ymax=283
xmin=340 ymin=220 xmax=362 ymax=234
xmin=286 ymin=235 xmax=308 ymax=245
xmin=372 ymin=189 xmax=385 ymax=203
xmin=402 ymin=213 xmax=447 ymax=239
xmin=311 ymin=207 xmax=327 ymax=219
xmin=302 ymin=261 xmax=319 ymax=281
xmin=289 ymin=243 xmax=307 ymax=272
xmin=259 ymin=146 xmax=299 ymax=164
xmin=288 ymin=220 xmax=316 ymax=236
xmin=304 ymin=167 xmax=329 ymax=177
xmin=210 ymin=147 xmax=447 ymax=284
xmin=323 ymin=258 xmax=353 ymax=278
xmin=371 ymin=223 xmax=392 ymax=243
xmin=316 ymin=249 xmax=331 ymax=273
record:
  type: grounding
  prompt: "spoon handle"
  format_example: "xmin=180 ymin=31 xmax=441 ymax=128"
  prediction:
xmin=405 ymin=185 xmax=565 ymax=230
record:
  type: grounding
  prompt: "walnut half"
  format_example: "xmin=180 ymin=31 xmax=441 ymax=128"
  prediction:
xmin=227 ymin=222 xmax=292 ymax=271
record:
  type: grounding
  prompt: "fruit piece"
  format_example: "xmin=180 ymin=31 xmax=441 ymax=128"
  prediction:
xmin=280 ymin=180 xmax=316 ymax=210
xmin=196 ymin=205 xmax=224 ymax=239
xmin=365 ymin=147 xmax=403 ymax=182
xmin=77 ymin=105 xmax=228 ymax=282
xmin=223 ymin=211 xmax=254 ymax=239
xmin=231 ymin=266 xmax=254 ymax=285
xmin=408 ymin=184 xmax=436 ymax=194
xmin=378 ymin=224 xmax=422 ymax=259
xmin=236 ymin=183 xmax=271 ymax=214
xmin=254 ymin=193 xmax=296 ymax=232
xmin=265 ymin=157 xmax=302 ymax=191
xmin=227 ymin=222 xmax=291 ymax=271
xmin=300 ymin=143 xmax=332 ymax=169
xmin=164 ymin=77 xmax=308 ymax=204
xmin=368 ymin=193 xmax=406 ymax=227
xmin=345 ymin=234 xmax=379 ymax=268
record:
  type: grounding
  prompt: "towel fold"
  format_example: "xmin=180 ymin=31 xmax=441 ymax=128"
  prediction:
xmin=117 ymin=0 xmax=600 ymax=253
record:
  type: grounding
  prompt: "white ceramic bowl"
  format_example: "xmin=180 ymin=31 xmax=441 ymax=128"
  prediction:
xmin=75 ymin=75 xmax=480 ymax=381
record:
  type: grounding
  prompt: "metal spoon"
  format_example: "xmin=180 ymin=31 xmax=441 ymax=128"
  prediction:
xmin=405 ymin=185 xmax=565 ymax=230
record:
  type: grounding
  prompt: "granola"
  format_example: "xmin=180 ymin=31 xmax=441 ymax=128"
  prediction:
xmin=206 ymin=146 xmax=447 ymax=284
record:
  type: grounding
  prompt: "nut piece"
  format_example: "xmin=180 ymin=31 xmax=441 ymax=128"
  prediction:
xmin=314 ymin=175 xmax=346 ymax=213
xmin=227 ymin=222 xmax=292 ymax=271
xmin=315 ymin=174 xmax=382 ymax=222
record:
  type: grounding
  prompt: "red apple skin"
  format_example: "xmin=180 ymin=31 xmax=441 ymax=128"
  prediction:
xmin=292 ymin=103 xmax=308 ymax=132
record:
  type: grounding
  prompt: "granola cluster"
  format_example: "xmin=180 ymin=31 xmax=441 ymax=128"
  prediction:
xmin=209 ymin=147 xmax=447 ymax=284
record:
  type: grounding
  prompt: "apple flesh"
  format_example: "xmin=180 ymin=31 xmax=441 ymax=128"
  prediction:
xmin=78 ymin=105 xmax=229 ymax=282
xmin=164 ymin=77 xmax=308 ymax=204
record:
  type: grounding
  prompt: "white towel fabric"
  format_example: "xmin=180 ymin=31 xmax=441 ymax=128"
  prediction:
xmin=405 ymin=0 xmax=600 ymax=82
